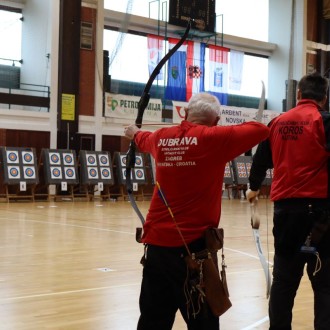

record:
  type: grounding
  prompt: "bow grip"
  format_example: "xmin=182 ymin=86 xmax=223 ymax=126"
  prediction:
xmin=126 ymin=141 xmax=136 ymax=193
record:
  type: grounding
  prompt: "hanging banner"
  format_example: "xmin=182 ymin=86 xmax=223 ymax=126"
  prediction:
xmin=105 ymin=93 xmax=162 ymax=122
xmin=186 ymin=41 xmax=206 ymax=100
xmin=209 ymin=45 xmax=229 ymax=105
xmin=172 ymin=100 xmax=280 ymax=126
xmin=147 ymin=34 xmax=165 ymax=80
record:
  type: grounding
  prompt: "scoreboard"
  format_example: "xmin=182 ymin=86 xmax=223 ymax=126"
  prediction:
xmin=168 ymin=0 xmax=216 ymax=33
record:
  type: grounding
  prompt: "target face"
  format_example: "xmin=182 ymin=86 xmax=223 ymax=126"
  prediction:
xmin=98 ymin=154 xmax=109 ymax=166
xmin=86 ymin=154 xmax=97 ymax=166
xmin=8 ymin=166 xmax=20 ymax=178
xmin=7 ymin=151 xmax=19 ymax=164
xmin=120 ymin=155 xmax=127 ymax=166
xmin=135 ymin=155 xmax=143 ymax=167
xmin=49 ymin=153 xmax=61 ymax=165
xmin=63 ymin=153 xmax=74 ymax=165
xmin=100 ymin=167 xmax=111 ymax=179
xmin=88 ymin=167 xmax=99 ymax=179
xmin=22 ymin=151 xmax=34 ymax=164
xmin=224 ymin=163 xmax=231 ymax=178
xmin=64 ymin=167 xmax=76 ymax=179
xmin=237 ymin=162 xmax=248 ymax=178
xmin=23 ymin=166 xmax=36 ymax=179
xmin=134 ymin=169 xmax=145 ymax=180
xmin=50 ymin=167 xmax=62 ymax=179
xmin=121 ymin=168 xmax=127 ymax=179
xmin=245 ymin=162 xmax=251 ymax=176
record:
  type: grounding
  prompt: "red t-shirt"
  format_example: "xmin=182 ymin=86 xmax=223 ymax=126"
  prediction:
xmin=135 ymin=120 xmax=269 ymax=246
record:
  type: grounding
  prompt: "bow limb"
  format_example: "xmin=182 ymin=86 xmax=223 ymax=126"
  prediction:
xmin=256 ymin=80 xmax=265 ymax=122
xmin=250 ymin=80 xmax=271 ymax=298
xmin=250 ymin=199 xmax=271 ymax=298
xmin=125 ymin=20 xmax=192 ymax=228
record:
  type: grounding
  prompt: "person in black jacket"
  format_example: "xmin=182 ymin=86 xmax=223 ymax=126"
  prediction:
xmin=247 ymin=72 xmax=330 ymax=330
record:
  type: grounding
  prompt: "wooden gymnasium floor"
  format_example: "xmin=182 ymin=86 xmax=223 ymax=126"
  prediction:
xmin=0 ymin=197 xmax=314 ymax=330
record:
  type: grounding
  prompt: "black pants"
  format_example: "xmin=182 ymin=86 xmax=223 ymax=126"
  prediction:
xmin=270 ymin=199 xmax=330 ymax=329
xmin=137 ymin=243 xmax=220 ymax=330
xmin=269 ymin=254 xmax=330 ymax=330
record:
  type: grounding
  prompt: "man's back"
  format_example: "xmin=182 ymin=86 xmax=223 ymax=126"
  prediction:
xmin=269 ymin=99 xmax=330 ymax=201
xmin=135 ymin=119 xmax=269 ymax=246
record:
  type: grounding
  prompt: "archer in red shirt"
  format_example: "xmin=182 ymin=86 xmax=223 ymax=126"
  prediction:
xmin=125 ymin=92 xmax=269 ymax=330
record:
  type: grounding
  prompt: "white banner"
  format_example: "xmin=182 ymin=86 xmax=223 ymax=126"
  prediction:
xmin=105 ymin=93 xmax=162 ymax=122
xmin=172 ymin=101 xmax=280 ymax=126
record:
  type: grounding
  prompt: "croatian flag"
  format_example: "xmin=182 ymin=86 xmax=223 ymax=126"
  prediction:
xmin=147 ymin=34 xmax=164 ymax=80
xmin=165 ymin=38 xmax=187 ymax=101
xmin=186 ymin=41 xmax=205 ymax=100
xmin=209 ymin=45 xmax=229 ymax=105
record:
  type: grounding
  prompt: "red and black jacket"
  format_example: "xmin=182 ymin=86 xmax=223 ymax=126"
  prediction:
xmin=249 ymin=99 xmax=330 ymax=201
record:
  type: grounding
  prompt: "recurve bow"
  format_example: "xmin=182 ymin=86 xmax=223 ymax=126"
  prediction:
xmin=250 ymin=80 xmax=271 ymax=298
xmin=125 ymin=20 xmax=192 ymax=240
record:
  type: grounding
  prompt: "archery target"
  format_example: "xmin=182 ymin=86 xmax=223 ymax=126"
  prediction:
xmin=120 ymin=155 xmax=127 ymax=166
xmin=100 ymin=167 xmax=111 ymax=179
xmin=224 ymin=163 xmax=231 ymax=178
xmin=50 ymin=166 xmax=62 ymax=179
xmin=86 ymin=154 xmax=97 ymax=166
xmin=6 ymin=151 xmax=19 ymax=164
xmin=63 ymin=153 xmax=74 ymax=166
xmin=135 ymin=155 xmax=143 ymax=167
xmin=98 ymin=154 xmax=109 ymax=166
xmin=134 ymin=169 xmax=145 ymax=180
xmin=49 ymin=152 xmax=61 ymax=165
xmin=245 ymin=162 xmax=251 ymax=176
xmin=237 ymin=162 xmax=248 ymax=178
xmin=8 ymin=166 xmax=20 ymax=179
xmin=64 ymin=167 xmax=76 ymax=179
xmin=88 ymin=167 xmax=99 ymax=179
xmin=22 ymin=151 xmax=34 ymax=164
xmin=121 ymin=168 xmax=127 ymax=179
xmin=23 ymin=166 xmax=36 ymax=179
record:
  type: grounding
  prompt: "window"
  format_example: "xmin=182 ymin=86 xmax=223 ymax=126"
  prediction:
xmin=104 ymin=29 xmax=268 ymax=98
xmin=104 ymin=0 xmax=269 ymax=41
xmin=0 ymin=9 xmax=22 ymax=66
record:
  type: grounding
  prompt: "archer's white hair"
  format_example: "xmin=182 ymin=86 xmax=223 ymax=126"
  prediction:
xmin=187 ymin=93 xmax=221 ymax=117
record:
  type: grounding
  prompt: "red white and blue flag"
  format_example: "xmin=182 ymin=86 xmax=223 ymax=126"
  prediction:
xmin=186 ymin=41 xmax=206 ymax=100
xmin=165 ymin=38 xmax=188 ymax=101
xmin=208 ymin=45 xmax=229 ymax=105
xmin=147 ymin=34 xmax=164 ymax=80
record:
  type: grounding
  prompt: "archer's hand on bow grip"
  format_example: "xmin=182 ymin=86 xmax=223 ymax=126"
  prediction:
xmin=246 ymin=189 xmax=259 ymax=203
xmin=247 ymin=189 xmax=261 ymax=229
xmin=124 ymin=125 xmax=140 ymax=140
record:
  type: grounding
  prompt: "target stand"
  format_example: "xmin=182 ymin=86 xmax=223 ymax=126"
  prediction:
xmin=0 ymin=147 xmax=39 ymax=202
xmin=77 ymin=151 xmax=115 ymax=201
xmin=40 ymin=149 xmax=79 ymax=201
xmin=223 ymin=161 xmax=235 ymax=199
xmin=231 ymin=156 xmax=252 ymax=199
xmin=113 ymin=152 xmax=148 ymax=201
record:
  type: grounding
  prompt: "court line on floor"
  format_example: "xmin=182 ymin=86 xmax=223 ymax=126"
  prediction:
xmin=226 ymin=247 xmax=273 ymax=265
xmin=0 ymin=282 xmax=141 ymax=302
xmin=5 ymin=218 xmax=135 ymax=236
xmin=241 ymin=316 xmax=269 ymax=329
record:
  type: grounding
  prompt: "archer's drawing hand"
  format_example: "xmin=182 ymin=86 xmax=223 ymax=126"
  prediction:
xmin=124 ymin=125 xmax=140 ymax=140
xmin=246 ymin=189 xmax=259 ymax=203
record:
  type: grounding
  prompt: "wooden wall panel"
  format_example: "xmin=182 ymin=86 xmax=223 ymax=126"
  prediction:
xmin=307 ymin=0 xmax=319 ymax=42
xmin=102 ymin=135 xmax=129 ymax=157
xmin=79 ymin=7 xmax=96 ymax=116
xmin=1 ymin=129 xmax=50 ymax=159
